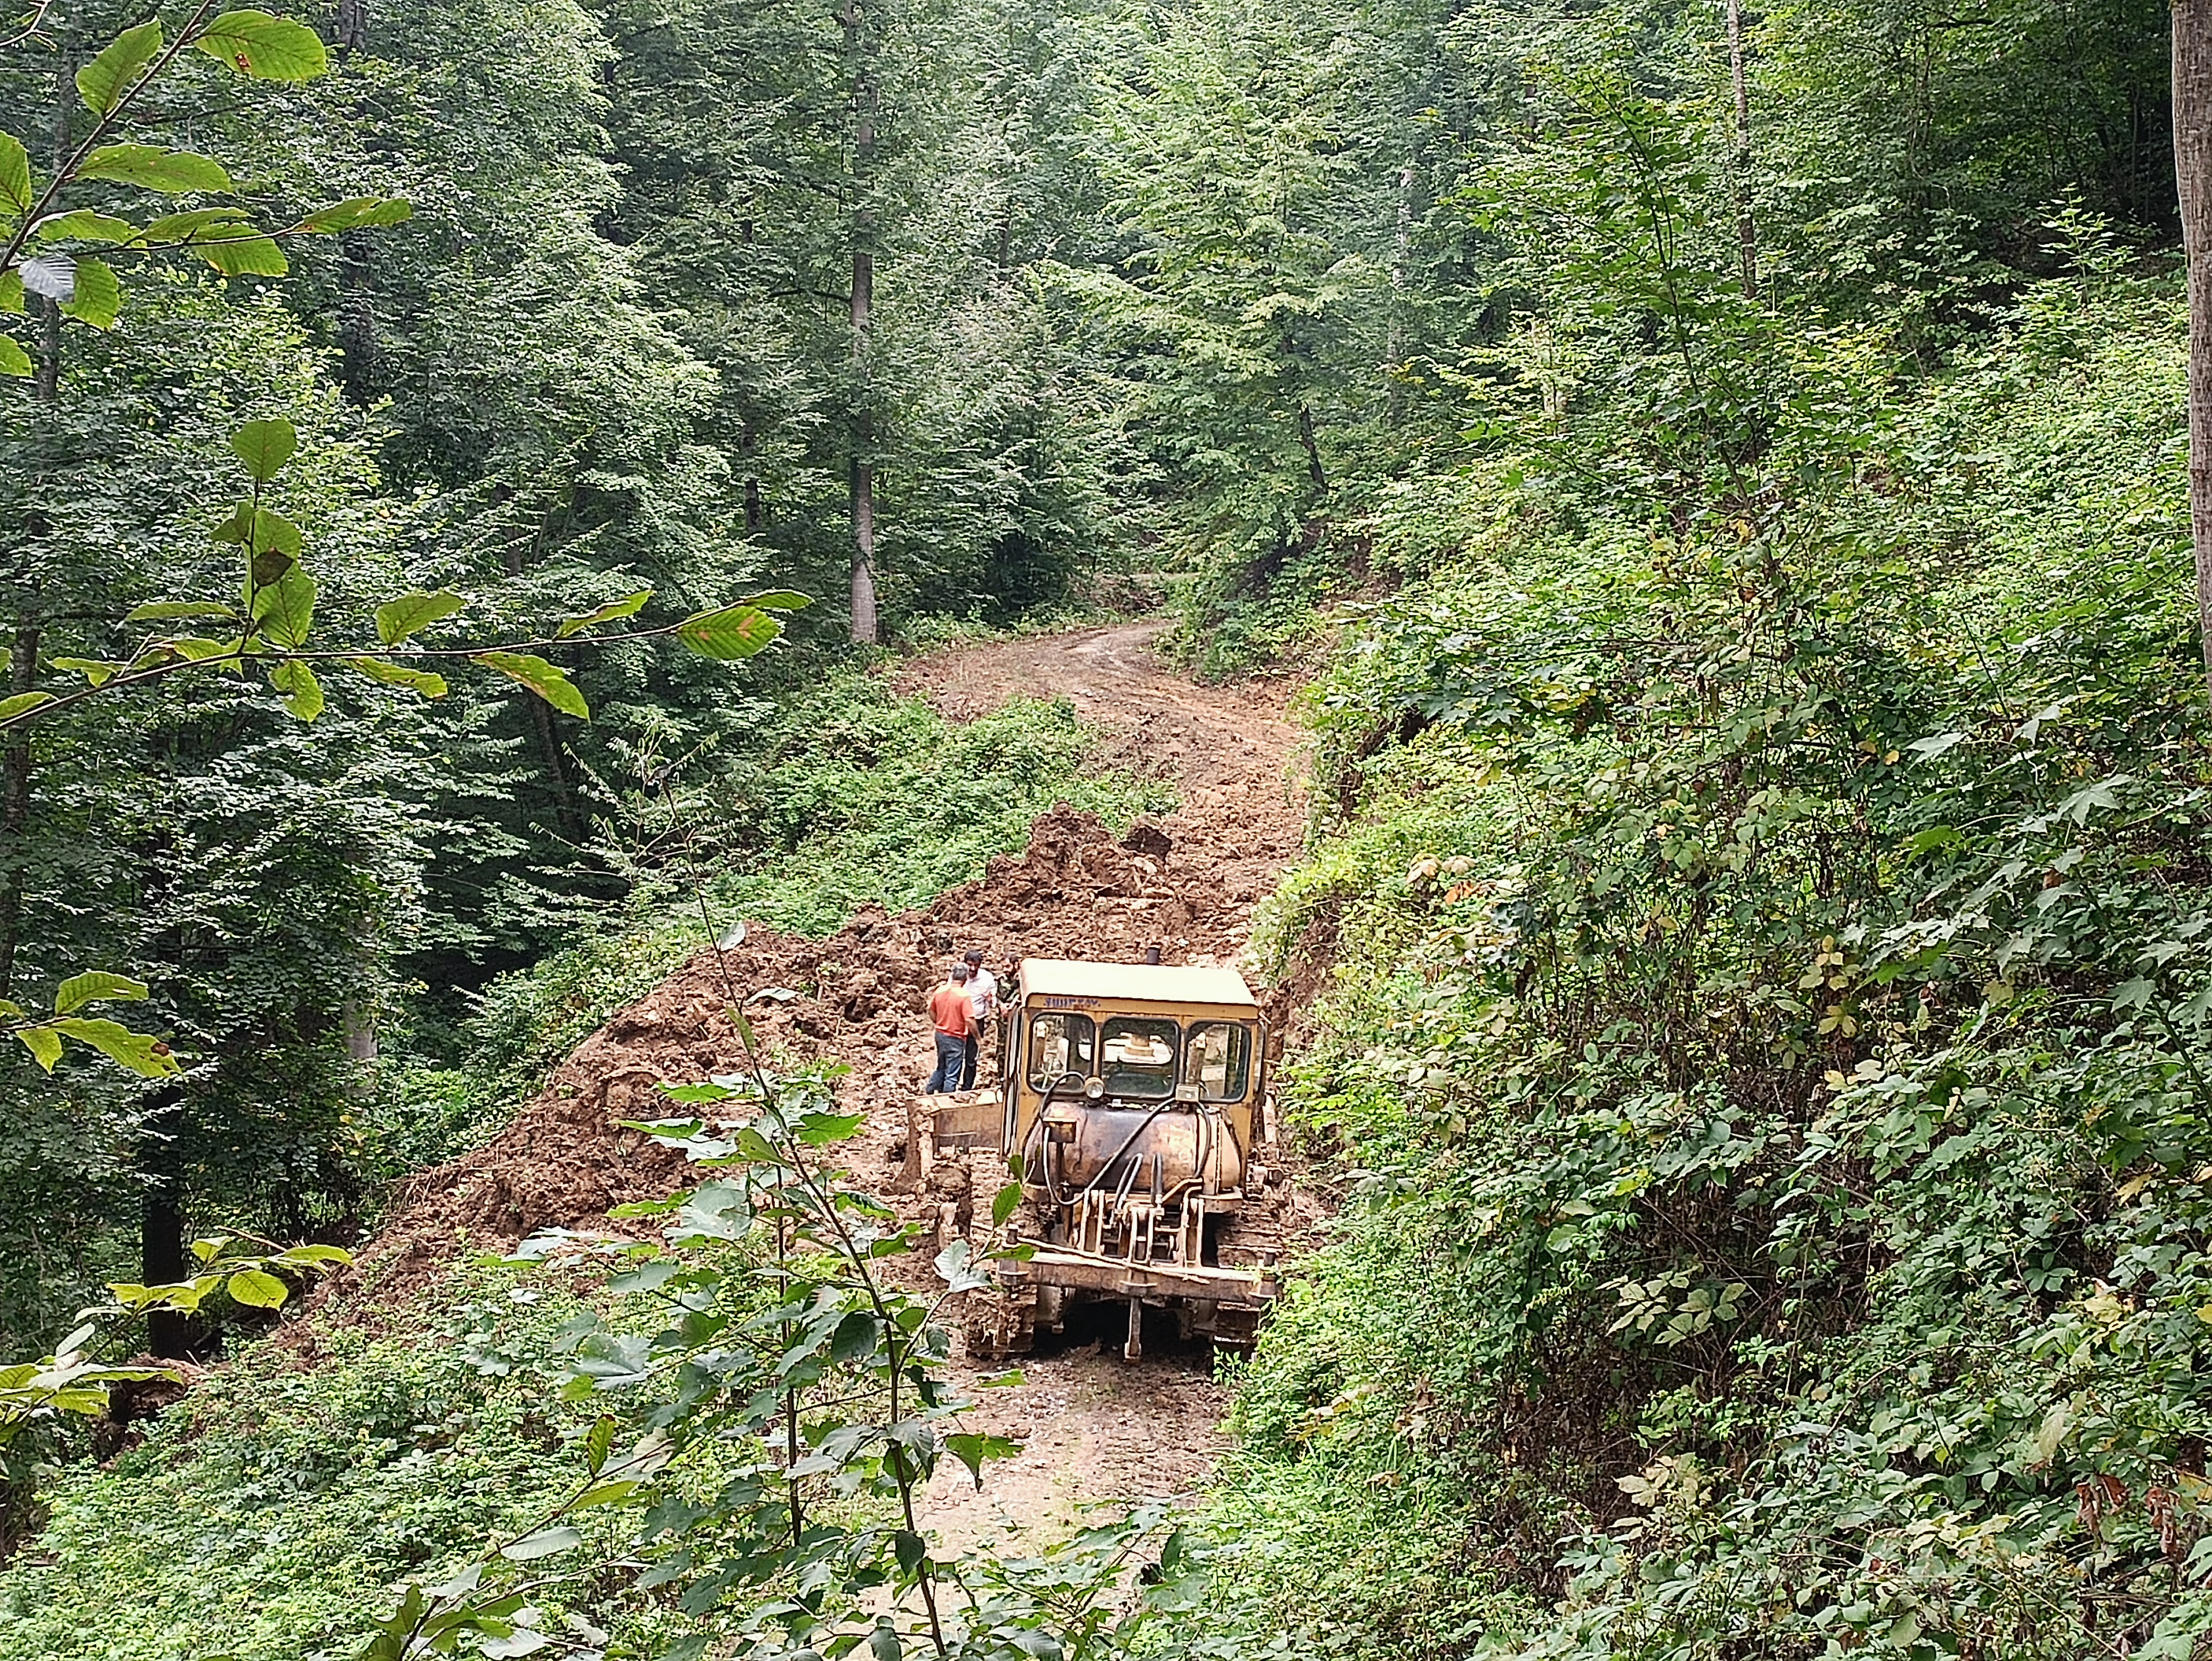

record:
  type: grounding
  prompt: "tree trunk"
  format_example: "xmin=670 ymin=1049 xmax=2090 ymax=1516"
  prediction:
xmin=2179 ymin=0 xmax=2212 ymax=695
xmin=1384 ymin=160 xmax=1416 ymax=423
xmin=139 ymin=1085 xmax=193 ymax=1359
xmin=1726 ymin=0 xmax=1758 ymax=300
xmin=845 ymin=0 xmax=880 ymax=645
xmin=501 ymin=541 xmax=584 ymax=840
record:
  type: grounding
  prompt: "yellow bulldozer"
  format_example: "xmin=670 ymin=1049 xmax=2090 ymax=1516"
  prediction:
xmin=909 ymin=956 xmax=1287 ymax=1359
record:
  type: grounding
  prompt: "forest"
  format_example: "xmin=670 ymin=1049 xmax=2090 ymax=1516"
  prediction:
xmin=0 ymin=0 xmax=2208 ymax=1655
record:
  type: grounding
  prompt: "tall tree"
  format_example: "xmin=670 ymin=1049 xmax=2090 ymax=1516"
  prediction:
xmin=2179 ymin=0 xmax=2212 ymax=692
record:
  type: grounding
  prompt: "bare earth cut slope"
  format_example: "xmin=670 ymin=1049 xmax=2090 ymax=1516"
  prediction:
xmin=342 ymin=620 xmax=1313 ymax=1546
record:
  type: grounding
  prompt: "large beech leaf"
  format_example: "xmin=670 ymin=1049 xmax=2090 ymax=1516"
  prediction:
xmin=477 ymin=651 xmax=589 ymax=719
xmin=193 ymin=10 xmax=330 ymax=80
xmin=345 ymin=656 xmax=448 ymax=697
xmin=297 ymin=198 xmax=411 ymax=232
xmin=375 ymin=590 xmax=464 ymax=644
xmin=199 ymin=232 xmax=287 ymax=277
xmin=224 ymin=1267 xmax=288 ymax=1308
xmin=677 ymin=603 xmax=781 ymax=660
xmin=231 ymin=418 xmax=295 ymax=481
xmin=29 ymin=209 xmax=134 ymax=244
xmin=270 ymin=659 xmax=323 ymax=720
xmin=76 ymin=21 xmax=162 ymax=113
xmin=54 ymin=972 xmax=148 ymax=1014
xmin=557 ymin=588 xmax=652 ymax=637
xmin=79 ymin=144 xmax=231 ymax=194
xmin=251 ymin=568 xmax=316 ymax=647
xmin=59 ymin=257 xmax=120 ymax=327
xmin=0 ymin=133 xmax=30 ymax=210
xmin=50 ymin=1017 xmax=178 ymax=1078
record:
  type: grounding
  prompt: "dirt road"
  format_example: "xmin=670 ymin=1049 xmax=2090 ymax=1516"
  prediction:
xmin=894 ymin=622 xmax=1305 ymax=1549
xmin=346 ymin=619 xmax=1312 ymax=1551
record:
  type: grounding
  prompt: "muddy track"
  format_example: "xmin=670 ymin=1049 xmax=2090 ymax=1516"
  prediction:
xmin=328 ymin=620 xmax=1313 ymax=1546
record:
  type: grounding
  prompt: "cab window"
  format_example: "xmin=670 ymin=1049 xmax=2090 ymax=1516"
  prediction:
xmin=1028 ymin=1012 xmax=1095 ymax=1089
xmin=1183 ymin=1022 xmax=1251 ymax=1101
xmin=1101 ymin=1017 xmax=1178 ymax=1099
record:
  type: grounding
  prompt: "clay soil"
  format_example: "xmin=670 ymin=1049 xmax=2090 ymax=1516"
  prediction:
xmin=337 ymin=620 xmax=1313 ymax=1544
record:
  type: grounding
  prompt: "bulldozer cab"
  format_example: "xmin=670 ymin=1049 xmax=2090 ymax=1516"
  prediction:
xmin=915 ymin=955 xmax=1282 ymax=1360
xmin=1003 ymin=958 xmax=1263 ymax=1180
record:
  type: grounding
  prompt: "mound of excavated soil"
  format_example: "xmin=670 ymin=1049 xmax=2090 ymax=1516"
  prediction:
xmin=350 ymin=804 xmax=1297 ymax=1300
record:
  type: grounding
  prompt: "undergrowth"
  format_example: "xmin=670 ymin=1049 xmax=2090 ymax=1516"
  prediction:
xmin=1198 ymin=263 xmax=2212 ymax=1655
xmin=0 ymin=1269 xmax=619 ymax=1661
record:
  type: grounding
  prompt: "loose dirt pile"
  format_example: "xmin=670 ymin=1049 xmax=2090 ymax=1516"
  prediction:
xmin=356 ymin=803 xmax=1292 ymax=1290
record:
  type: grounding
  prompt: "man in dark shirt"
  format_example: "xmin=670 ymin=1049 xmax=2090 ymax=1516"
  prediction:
xmin=925 ymin=963 xmax=976 ymax=1095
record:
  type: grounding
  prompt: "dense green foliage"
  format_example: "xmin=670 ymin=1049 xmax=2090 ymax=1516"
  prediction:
xmin=1165 ymin=1 xmax=2212 ymax=1654
xmin=6 ymin=0 xmax=2212 ymax=1655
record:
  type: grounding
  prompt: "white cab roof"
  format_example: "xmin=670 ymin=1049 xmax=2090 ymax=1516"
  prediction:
xmin=1019 ymin=958 xmax=1258 ymax=1008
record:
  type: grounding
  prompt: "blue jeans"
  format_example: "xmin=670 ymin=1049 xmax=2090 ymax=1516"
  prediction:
xmin=927 ymin=1032 xmax=966 ymax=1094
xmin=962 ymin=1033 xmax=981 ymax=1090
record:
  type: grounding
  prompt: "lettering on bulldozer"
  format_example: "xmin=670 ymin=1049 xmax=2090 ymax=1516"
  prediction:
xmin=906 ymin=957 xmax=1285 ymax=1361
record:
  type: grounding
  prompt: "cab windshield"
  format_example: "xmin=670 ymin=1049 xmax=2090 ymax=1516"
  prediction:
xmin=1101 ymin=1016 xmax=1178 ymax=1099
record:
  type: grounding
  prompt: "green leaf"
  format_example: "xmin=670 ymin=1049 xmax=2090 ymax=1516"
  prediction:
xmin=224 ymin=1267 xmax=288 ymax=1308
xmin=251 ymin=568 xmax=316 ymax=647
xmin=127 ymin=601 xmax=238 ymax=624
xmin=270 ymin=659 xmax=323 ymax=720
xmin=51 ymin=1017 xmax=178 ymax=1078
xmin=585 ymin=1415 xmax=615 ymax=1475
xmin=79 ymin=144 xmax=232 ymax=194
xmin=556 ymin=588 xmax=652 ymax=638
xmin=943 ymin=1431 xmax=1021 ymax=1487
xmin=28 ymin=209 xmax=134 ymax=244
xmin=0 ymin=133 xmax=30 ymax=211
xmin=141 ymin=207 xmax=253 ymax=244
xmin=55 ymin=972 xmax=148 ymax=1014
xmin=677 ymin=603 xmax=781 ymax=660
xmin=14 ymin=1024 xmax=62 ymax=1072
xmin=199 ymin=232 xmax=287 ymax=277
xmin=0 ymin=691 xmax=53 ymax=722
xmin=231 ymin=418 xmax=296 ymax=482
xmin=0 ymin=334 xmax=29 ymax=377
xmin=59 ymin=256 xmax=120 ymax=327
xmin=501 ymin=1525 xmax=582 ymax=1561
xmin=296 ymin=197 xmax=411 ymax=233
xmin=477 ymin=651 xmax=588 ymax=719
xmin=211 ymin=504 xmax=301 ymax=559
xmin=991 ymin=1180 xmax=1024 ymax=1227
xmin=76 ymin=21 xmax=163 ymax=113
xmin=193 ymin=11 xmax=330 ymax=80
xmin=344 ymin=656 xmax=447 ymax=697
xmin=275 ymin=1243 xmax=350 ymax=1265
xmin=163 ymin=635 xmax=240 ymax=664
xmin=49 ymin=657 xmax=117 ymax=685
xmin=375 ymin=589 xmax=463 ymax=645
xmin=796 ymin=1109 xmax=865 ymax=1145
xmin=0 ymin=272 xmax=20 ymax=313
xmin=746 ymin=590 xmax=812 ymax=610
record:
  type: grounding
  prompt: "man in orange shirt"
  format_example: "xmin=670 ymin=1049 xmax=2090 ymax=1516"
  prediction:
xmin=925 ymin=963 xmax=977 ymax=1095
